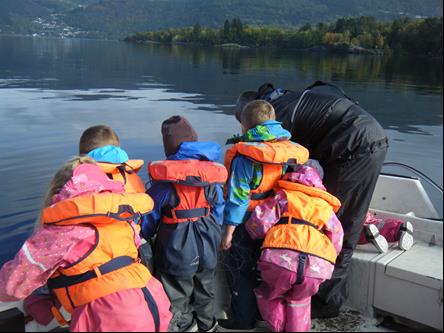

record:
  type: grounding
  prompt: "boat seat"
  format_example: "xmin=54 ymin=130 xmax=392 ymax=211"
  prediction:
xmin=372 ymin=243 xmax=442 ymax=330
xmin=370 ymin=174 xmax=440 ymax=218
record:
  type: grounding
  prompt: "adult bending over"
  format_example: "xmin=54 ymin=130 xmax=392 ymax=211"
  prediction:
xmin=235 ymin=81 xmax=388 ymax=319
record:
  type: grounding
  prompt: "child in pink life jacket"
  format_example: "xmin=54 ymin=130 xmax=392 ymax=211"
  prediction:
xmin=0 ymin=156 xmax=171 ymax=332
xmin=358 ymin=212 xmax=414 ymax=253
xmin=245 ymin=162 xmax=344 ymax=332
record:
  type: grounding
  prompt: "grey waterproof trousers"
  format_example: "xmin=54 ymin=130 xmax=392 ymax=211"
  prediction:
xmin=158 ymin=269 xmax=216 ymax=331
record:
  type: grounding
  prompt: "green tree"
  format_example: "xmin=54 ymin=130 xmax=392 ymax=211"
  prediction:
xmin=223 ymin=19 xmax=230 ymax=41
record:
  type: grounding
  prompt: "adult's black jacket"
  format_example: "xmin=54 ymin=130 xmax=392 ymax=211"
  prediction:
xmin=268 ymin=85 xmax=388 ymax=165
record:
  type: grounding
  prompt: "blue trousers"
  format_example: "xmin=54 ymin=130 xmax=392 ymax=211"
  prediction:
xmin=223 ymin=224 xmax=262 ymax=329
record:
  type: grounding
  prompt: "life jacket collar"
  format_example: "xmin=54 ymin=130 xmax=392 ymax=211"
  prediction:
xmin=278 ymin=180 xmax=341 ymax=213
xmin=42 ymin=192 xmax=153 ymax=226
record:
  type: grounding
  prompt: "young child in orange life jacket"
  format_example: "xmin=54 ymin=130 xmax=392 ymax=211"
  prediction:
xmin=142 ymin=116 xmax=227 ymax=332
xmin=78 ymin=125 xmax=155 ymax=268
xmin=245 ymin=161 xmax=344 ymax=332
xmin=0 ymin=156 xmax=172 ymax=332
xmin=219 ymin=100 xmax=309 ymax=331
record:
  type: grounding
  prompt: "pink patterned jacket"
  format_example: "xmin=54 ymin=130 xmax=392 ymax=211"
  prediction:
xmin=0 ymin=164 xmax=171 ymax=332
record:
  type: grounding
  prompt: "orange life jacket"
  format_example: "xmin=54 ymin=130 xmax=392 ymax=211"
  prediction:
xmin=42 ymin=192 xmax=154 ymax=315
xmin=262 ymin=180 xmax=341 ymax=264
xmin=97 ymin=160 xmax=145 ymax=193
xmin=224 ymin=140 xmax=309 ymax=211
xmin=148 ymin=160 xmax=228 ymax=223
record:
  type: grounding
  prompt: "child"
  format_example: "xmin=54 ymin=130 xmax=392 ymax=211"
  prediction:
xmin=245 ymin=162 xmax=344 ymax=332
xmin=79 ymin=125 xmax=154 ymax=269
xmin=79 ymin=125 xmax=145 ymax=193
xmin=219 ymin=100 xmax=309 ymax=331
xmin=358 ymin=212 xmax=414 ymax=253
xmin=143 ymin=116 xmax=227 ymax=332
xmin=0 ymin=156 xmax=172 ymax=332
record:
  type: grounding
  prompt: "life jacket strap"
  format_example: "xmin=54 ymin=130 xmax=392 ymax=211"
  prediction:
xmin=51 ymin=306 xmax=70 ymax=326
xmin=142 ymin=287 xmax=160 ymax=332
xmin=116 ymin=165 xmax=128 ymax=184
xmin=277 ymin=217 xmax=324 ymax=234
xmin=173 ymin=207 xmax=210 ymax=219
xmin=47 ymin=256 xmax=134 ymax=290
xmin=296 ymin=253 xmax=307 ymax=284
xmin=250 ymin=189 xmax=274 ymax=201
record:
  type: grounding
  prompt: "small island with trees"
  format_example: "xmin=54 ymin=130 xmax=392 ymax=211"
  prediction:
xmin=125 ymin=16 xmax=443 ymax=57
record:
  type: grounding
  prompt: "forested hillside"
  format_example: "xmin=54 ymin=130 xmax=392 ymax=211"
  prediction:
xmin=126 ymin=16 xmax=443 ymax=57
xmin=65 ymin=0 xmax=443 ymax=38
xmin=0 ymin=0 xmax=442 ymax=38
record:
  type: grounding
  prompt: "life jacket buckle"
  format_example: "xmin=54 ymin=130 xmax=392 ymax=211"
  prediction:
xmin=93 ymin=266 xmax=102 ymax=278
xmin=51 ymin=306 xmax=70 ymax=326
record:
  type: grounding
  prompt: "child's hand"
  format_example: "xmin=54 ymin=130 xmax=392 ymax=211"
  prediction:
xmin=221 ymin=233 xmax=233 ymax=251
xmin=221 ymin=225 xmax=236 ymax=251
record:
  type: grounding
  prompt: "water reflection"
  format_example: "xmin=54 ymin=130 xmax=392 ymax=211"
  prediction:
xmin=0 ymin=86 xmax=238 ymax=264
xmin=0 ymin=35 xmax=442 ymax=264
xmin=1 ymin=36 xmax=441 ymax=130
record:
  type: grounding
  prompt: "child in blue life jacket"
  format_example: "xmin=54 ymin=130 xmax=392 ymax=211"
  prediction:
xmin=219 ymin=100 xmax=309 ymax=331
xmin=79 ymin=125 xmax=146 ymax=193
xmin=142 ymin=116 xmax=227 ymax=332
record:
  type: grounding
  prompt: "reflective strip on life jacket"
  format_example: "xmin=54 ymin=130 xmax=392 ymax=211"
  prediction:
xmin=224 ymin=140 xmax=309 ymax=211
xmin=97 ymin=160 xmax=145 ymax=193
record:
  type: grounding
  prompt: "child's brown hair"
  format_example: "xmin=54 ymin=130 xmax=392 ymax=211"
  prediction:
xmin=79 ymin=125 xmax=120 ymax=154
xmin=241 ymin=100 xmax=276 ymax=130
xmin=35 ymin=156 xmax=96 ymax=227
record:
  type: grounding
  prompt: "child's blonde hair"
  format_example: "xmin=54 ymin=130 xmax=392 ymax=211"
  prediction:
xmin=42 ymin=156 xmax=96 ymax=208
xmin=241 ymin=100 xmax=276 ymax=130
xmin=79 ymin=125 xmax=120 ymax=155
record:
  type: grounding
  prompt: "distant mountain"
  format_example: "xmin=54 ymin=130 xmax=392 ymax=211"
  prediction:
xmin=64 ymin=0 xmax=444 ymax=38
xmin=1 ymin=0 xmax=442 ymax=38
xmin=0 ymin=0 xmax=99 ymax=34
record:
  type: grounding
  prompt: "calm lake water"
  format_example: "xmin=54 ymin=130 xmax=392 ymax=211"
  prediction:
xmin=0 ymin=35 xmax=442 ymax=265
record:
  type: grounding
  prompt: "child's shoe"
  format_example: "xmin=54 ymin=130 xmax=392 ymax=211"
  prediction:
xmin=185 ymin=321 xmax=198 ymax=332
xmin=217 ymin=318 xmax=256 ymax=332
xmin=398 ymin=221 xmax=414 ymax=251
xmin=365 ymin=224 xmax=389 ymax=253
xmin=199 ymin=320 xmax=218 ymax=332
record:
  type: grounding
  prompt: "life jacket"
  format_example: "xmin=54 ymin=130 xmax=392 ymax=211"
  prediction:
xmin=262 ymin=179 xmax=341 ymax=264
xmin=97 ymin=160 xmax=145 ymax=193
xmin=42 ymin=192 xmax=154 ymax=316
xmin=148 ymin=160 xmax=228 ymax=224
xmin=225 ymin=140 xmax=309 ymax=211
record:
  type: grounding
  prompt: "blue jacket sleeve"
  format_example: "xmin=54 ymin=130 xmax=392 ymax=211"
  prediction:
xmin=141 ymin=182 xmax=172 ymax=240
xmin=223 ymin=156 xmax=254 ymax=226
xmin=211 ymin=185 xmax=225 ymax=225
